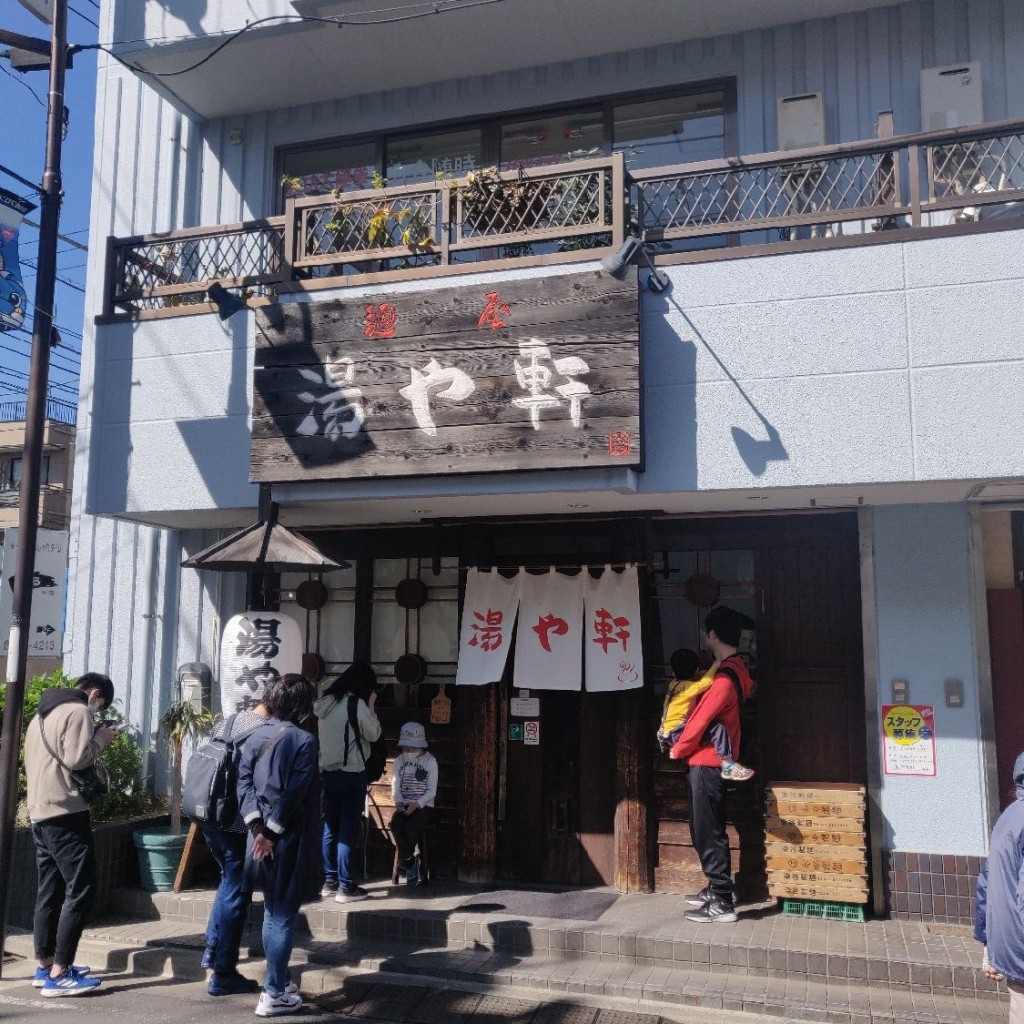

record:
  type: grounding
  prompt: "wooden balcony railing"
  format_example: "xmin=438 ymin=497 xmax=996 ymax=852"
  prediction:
xmin=103 ymin=120 xmax=1024 ymax=318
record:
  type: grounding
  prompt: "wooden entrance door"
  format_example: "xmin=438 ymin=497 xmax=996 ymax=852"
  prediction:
xmin=498 ymin=686 xmax=618 ymax=886
xmin=650 ymin=513 xmax=866 ymax=897
xmin=755 ymin=521 xmax=866 ymax=784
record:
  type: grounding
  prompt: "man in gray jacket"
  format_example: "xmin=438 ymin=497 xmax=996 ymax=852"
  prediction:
xmin=24 ymin=673 xmax=117 ymax=996
xmin=975 ymin=750 xmax=1024 ymax=1023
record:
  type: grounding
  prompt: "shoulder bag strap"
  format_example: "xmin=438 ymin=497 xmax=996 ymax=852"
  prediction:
xmin=718 ymin=664 xmax=745 ymax=707
xmin=37 ymin=714 xmax=76 ymax=774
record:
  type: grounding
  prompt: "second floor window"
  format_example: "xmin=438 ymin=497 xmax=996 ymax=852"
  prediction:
xmin=8 ymin=455 xmax=50 ymax=490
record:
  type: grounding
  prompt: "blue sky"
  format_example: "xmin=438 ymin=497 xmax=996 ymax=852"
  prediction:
xmin=1 ymin=1 xmax=101 ymax=408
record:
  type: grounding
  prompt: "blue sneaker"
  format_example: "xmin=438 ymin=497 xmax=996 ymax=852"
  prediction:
xmin=33 ymin=965 xmax=91 ymax=988
xmin=41 ymin=967 xmax=101 ymax=997
xmin=200 ymin=947 xmax=215 ymax=971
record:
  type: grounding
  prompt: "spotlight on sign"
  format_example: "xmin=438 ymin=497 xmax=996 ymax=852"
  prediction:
xmin=207 ymin=282 xmax=247 ymax=321
xmin=601 ymin=234 xmax=671 ymax=294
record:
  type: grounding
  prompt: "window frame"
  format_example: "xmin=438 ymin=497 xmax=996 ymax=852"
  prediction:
xmin=273 ymin=77 xmax=738 ymax=212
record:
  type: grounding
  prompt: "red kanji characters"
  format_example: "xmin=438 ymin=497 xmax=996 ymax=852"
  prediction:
xmin=607 ymin=431 xmax=632 ymax=457
xmin=477 ymin=291 xmax=511 ymax=330
xmin=364 ymin=302 xmax=398 ymax=339
xmin=533 ymin=612 xmax=569 ymax=653
xmin=592 ymin=607 xmax=631 ymax=653
xmin=468 ymin=609 xmax=504 ymax=652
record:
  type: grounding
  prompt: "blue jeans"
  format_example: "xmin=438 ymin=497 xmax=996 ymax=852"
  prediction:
xmin=261 ymin=892 xmax=300 ymax=997
xmin=321 ymin=769 xmax=366 ymax=888
xmin=202 ymin=828 xmax=250 ymax=973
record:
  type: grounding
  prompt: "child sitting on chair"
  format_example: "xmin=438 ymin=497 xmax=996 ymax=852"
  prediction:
xmin=658 ymin=648 xmax=754 ymax=782
xmin=390 ymin=722 xmax=439 ymax=886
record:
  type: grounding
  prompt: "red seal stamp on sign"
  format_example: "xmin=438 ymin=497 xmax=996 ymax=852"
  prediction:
xmin=607 ymin=431 xmax=631 ymax=457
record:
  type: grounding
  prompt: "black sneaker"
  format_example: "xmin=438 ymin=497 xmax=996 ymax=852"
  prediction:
xmin=683 ymin=885 xmax=711 ymax=907
xmin=321 ymin=880 xmax=339 ymax=897
xmin=208 ymin=970 xmax=260 ymax=996
xmin=405 ymin=857 xmax=419 ymax=887
xmin=335 ymin=884 xmax=369 ymax=903
xmin=684 ymin=896 xmax=738 ymax=924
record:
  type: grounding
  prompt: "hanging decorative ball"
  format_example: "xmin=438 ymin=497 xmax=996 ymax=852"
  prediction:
xmin=394 ymin=652 xmax=428 ymax=685
xmin=395 ymin=578 xmax=428 ymax=609
xmin=295 ymin=579 xmax=328 ymax=611
xmin=684 ymin=573 xmax=721 ymax=608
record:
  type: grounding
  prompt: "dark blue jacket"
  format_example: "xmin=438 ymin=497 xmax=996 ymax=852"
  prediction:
xmin=238 ymin=719 xmax=322 ymax=906
xmin=975 ymin=793 xmax=1024 ymax=982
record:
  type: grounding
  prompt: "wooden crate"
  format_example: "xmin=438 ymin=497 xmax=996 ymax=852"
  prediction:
xmin=764 ymin=782 xmax=868 ymax=905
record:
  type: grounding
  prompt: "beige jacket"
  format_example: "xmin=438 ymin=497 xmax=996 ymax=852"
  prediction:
xmin=314 ymin=693 xmax=381 ymax=772
xmin=25 ymin=701 xmax=100 ymax=822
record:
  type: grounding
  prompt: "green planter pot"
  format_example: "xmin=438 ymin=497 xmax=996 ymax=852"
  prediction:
xmin=133 ymin=826 xmax=187 ymax=892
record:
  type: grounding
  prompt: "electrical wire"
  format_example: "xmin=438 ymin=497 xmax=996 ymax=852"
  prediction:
xmin=0 ymin=64 xmax=46 ymax=109
xmin=0 ymin=344 xmax=80 ymax=377
xmin=4 ymin=331 xmax=82 ymax=367
xmin=83 ymin=0 xmax=519 ymax=77
xmin=69 ymin=4 xmax=99 ymax=29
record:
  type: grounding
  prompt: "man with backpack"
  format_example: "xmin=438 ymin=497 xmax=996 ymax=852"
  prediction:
xmin=670 ymin=606 xmax=755 ymax=924
xmin=190 ymin=700 xmax=270 ymax=996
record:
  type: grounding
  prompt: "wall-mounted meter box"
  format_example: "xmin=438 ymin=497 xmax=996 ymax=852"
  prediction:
xmin=178 ymin=661 xmax=212 ymax=712
xmin=777 ymin=93 xmax=826 ymax=151
xmin=921 ymin=63 xmax=983 ymax=130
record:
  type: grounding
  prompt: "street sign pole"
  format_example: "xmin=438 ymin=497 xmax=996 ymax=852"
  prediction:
xmin=0 ymin=0 xmax=68 ymax=974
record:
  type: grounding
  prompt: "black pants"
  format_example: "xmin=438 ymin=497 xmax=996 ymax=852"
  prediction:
xmin=687 ymin=766 xmax=733 ymax=903
xmin=390 ymin=807 xmax=433 ymax=863
xmin=32 ymin=811 xmax=96 ymax=966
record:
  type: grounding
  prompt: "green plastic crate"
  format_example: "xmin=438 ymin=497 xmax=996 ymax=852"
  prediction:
xmin=781 ymin=899 xmax=865 ymax=923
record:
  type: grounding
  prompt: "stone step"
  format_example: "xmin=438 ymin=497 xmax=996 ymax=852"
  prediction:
xmin=62 ymin=919 xmax=1010 ymax=1024
xmin=110 ymin=886 xmax=1001 ymax=1008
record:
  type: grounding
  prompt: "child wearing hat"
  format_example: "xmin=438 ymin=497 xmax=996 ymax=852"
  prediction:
xmin=390 ymin=722 xmax=438 ymax=886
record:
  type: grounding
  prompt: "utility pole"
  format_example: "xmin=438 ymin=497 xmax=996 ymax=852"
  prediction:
xmin=0 ymin=0 xmax=68 ymax=974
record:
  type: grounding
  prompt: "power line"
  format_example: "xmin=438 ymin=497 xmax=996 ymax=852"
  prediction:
xmin=0 ymin=64 xmax=45 ymax=109
xmin=1 ymin=330 xmax=81 ymax=362
xmin=23 ymin=219 xmax=90 ymax=253
xmin=85 ymin=0 xmax=518 ymax=77
xmin=0 ymin=344 xmax=80 ymax=377
xmin=69 ymin=4 xmax=99 ymax=29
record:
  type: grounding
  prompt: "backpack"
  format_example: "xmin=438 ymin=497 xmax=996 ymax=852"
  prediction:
xmin=183 ymin=714 xmax=263 ymax=829
xmin=345 ymin=694 xmax=387 ymax=784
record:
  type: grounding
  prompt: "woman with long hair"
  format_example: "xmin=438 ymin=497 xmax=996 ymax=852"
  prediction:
xmin=313 ymin=662 xmax=380 ymax=902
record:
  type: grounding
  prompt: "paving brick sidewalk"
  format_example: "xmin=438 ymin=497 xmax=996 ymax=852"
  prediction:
xmin=62 ymin=881 xmax=1013 ymax=1024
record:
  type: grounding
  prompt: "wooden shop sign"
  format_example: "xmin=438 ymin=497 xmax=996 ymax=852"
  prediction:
xmin=767 ymin=881 xmax=869 ymax=902
xmin=251 ymin=270 xmax=642 ymax=482
xmin=766 ymin=855 xmax=867 ymax=874
xmin=765 ymin=841 xmax=867 ymax=858
xmin=765 ymin=783 xmax=865 ymax=804
xmin=764 ymin=815 xmax=864 ymax=834
xmin=766 ymin=798 xmax=865 ymax=818
xmin=765 ymin=825 xmax=865 ymax=846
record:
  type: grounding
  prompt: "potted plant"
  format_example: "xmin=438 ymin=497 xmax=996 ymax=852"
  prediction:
xmin=456 ymin=165 xmax=553 ymax=237
xmin=133 ymin=700 xmax=216 ymax=892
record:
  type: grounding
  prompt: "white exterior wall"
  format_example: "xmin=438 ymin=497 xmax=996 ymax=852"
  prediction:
xmin=871 ymin=504 xmax=989 ymax=855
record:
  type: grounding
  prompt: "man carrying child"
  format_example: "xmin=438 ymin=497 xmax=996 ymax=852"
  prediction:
xmin=670 ymin=606 xmax=755 ymax=924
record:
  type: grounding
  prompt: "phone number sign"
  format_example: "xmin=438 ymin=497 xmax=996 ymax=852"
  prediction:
xmin=882 ymin=704 xmax=936 ymax=777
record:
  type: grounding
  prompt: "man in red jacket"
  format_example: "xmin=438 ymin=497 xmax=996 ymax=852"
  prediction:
xmin=670 ymin=606 xmax=754 ymax=923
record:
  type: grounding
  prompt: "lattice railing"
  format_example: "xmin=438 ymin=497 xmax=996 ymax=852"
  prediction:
xmin=925 ymin=126 xmax=1024 ymax=213
xmin=635 ymin=143 xmax=904 ymax=240
xmin=109 ymin=218 xmax=287 ymax=313
xmin=104 ymin=121 xmax=1024 ymax=317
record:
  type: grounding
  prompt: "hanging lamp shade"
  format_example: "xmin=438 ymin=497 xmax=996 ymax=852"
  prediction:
xmin=181 ymin=504 xmax=348 ymax=574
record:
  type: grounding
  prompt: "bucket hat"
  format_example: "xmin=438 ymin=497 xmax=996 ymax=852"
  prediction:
xmin=398 ymin=721 xmax=428 ymax=749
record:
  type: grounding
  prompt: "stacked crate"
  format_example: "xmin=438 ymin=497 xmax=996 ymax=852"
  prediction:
xmin=764 ymin=782 xmax=868 ymax=905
